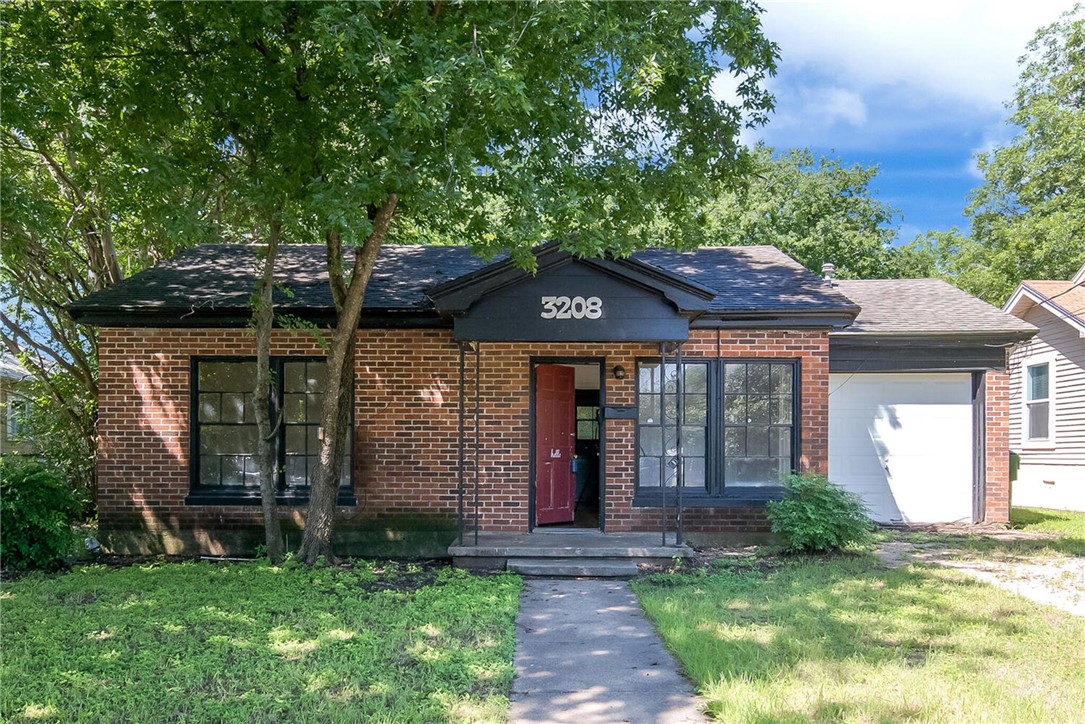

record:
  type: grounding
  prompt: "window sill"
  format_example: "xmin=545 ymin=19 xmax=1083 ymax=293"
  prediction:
xmin=185 ymin=490 xmax=357 ymax=507
xmin=1021 ymin=440 xmax=1057 ymax=451
xmin=632 ymin=487 xmax=784 ymax=509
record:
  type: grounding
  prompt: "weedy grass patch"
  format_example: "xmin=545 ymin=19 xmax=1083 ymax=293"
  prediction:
xmin=1 ymin=559 xmax=520 ymax=722
xmin=633 ymin=555 xmax=1085 ymax=723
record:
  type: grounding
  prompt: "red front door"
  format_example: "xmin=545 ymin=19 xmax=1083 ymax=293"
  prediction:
xmin=535 ymin=364 xmax=576 ymax=525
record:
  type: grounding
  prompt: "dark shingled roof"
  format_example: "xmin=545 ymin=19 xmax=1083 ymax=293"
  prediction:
xmin=832 ymin=278 xmax=1036 ymax=335
xmin=69 ymin=243 xmax=859 ymax=319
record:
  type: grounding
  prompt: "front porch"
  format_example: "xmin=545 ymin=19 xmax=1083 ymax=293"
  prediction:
xmin=448 ymin=529 xmax=692 ymax=577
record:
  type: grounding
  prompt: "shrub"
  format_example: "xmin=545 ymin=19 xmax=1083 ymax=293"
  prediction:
xmin=766 ymin=472 xmax=873 ymax=553
xmin=0 ymin=459 xmax=85 ymax=570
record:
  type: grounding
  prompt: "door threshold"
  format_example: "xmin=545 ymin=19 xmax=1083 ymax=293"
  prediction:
xmin=531 ymin=527 xmax=604 ymax=535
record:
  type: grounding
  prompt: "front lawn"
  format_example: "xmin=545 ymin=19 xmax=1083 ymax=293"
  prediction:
xmin=634 ymin=556 xmax=1085 ymax=723
xmin=1 ymin=560 xmax=521 ymax=722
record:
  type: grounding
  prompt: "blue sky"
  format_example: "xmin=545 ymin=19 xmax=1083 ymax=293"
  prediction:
xmin=731 ymin=0 xmax=1071 ymax=242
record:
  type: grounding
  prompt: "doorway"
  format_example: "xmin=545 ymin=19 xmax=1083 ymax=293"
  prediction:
xmin=532 ymin=360 xmax=603 ymax=529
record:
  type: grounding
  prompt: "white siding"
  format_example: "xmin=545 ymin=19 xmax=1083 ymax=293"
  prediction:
xmin=1008 ymin=304 xmax=1085 ymax=466
xmin=829 ymin=373 xmax=974 ymax=524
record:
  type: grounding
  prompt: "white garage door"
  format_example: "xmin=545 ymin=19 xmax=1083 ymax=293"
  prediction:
xmin=828 ymin=373 xmax=974 ymax=523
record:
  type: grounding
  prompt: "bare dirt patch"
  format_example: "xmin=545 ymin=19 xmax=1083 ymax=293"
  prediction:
xmin=875 ymin=537 xmax=1085 ymax=617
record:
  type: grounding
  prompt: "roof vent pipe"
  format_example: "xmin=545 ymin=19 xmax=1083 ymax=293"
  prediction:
xmin=821 ymin=262 xmax=836 ymax=286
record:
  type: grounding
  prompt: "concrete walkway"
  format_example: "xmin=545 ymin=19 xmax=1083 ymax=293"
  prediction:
xmin=509 ymin=578 xmax=706 ymax=723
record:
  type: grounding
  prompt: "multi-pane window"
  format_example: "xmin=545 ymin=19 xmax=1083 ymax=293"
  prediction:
xmin=193 ymin=358 xmax=351 ymax=496
xmin=636 ymin=359 xmax=796 ymax=497
xmin=723 ymin=362 xmax=794 ymax=488
xmin=1025 ymin=362 xmax=1050 ymax=440
xmin=637 ymin=362 xmax=709 ymax=491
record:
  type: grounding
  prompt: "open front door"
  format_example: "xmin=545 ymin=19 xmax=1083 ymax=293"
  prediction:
xmin=535 ymin=364 xmax=576 ymax=525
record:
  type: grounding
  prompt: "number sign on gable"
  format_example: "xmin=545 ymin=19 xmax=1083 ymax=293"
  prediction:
xmin=451 ymin=261 xmax=690 ymax=342
xmin=540 ymin=296 xmax=603 ymax=320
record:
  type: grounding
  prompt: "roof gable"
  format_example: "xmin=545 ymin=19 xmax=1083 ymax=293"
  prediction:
xmin=1004 ymin=279 xmax=1085 ymax=338
xmin=426 ymin=241 xmax=716 ymax=316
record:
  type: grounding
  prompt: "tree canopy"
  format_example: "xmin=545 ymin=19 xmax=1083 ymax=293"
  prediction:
xmin=702 ymin=145 xmax=904 ymax=279
xmin=4 ymin=1 xmax=781 ymax=559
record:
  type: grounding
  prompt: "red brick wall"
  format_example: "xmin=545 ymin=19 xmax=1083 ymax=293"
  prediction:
xmin=983 ymin=370 xmax=1011 ymax=523
xmin=96 ymin=326 xmax=831 ymax=552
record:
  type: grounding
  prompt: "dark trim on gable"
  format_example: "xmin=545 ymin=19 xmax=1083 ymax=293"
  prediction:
xmin=427 ymin=241 xmax=715 ymax=316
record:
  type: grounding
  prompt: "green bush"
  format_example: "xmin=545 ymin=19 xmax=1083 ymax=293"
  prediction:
xmin=0 ymin=459 xmax=85 ymax=570
xmin=766 ymin=472 xmax=873 ymax=553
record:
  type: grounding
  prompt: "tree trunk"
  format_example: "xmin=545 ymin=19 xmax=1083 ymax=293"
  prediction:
xmin=298 ymin=194 xmax=398 ymax=564
xmin=252 ymin=219 xmax=284 ymax=562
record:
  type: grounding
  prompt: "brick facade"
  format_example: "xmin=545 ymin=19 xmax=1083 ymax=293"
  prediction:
xmin=982 ymin=369 xmax=1011 ymax=523
xmin=96 ymin=326 xmax=831 ymax=553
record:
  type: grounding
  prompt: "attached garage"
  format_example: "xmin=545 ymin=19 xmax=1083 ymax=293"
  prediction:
xmin=829 ymin=279 xmax=1037 ymax=525
xmin=829 ymin=372 xmax=974 ymax=523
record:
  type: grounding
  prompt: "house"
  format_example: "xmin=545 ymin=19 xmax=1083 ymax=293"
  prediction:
xmin=0 ymin=353 xmax=35 ymax=457
xmin=1003 ymin=263 xmax=1085 ymax=512
xmin=68 ymin=243 xmax=1035 ymax=556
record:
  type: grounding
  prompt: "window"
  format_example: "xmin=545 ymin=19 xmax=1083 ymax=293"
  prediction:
xmin=723 ymin=362 xmax=794 ymax=488
xmin=192 ymin=358 xmax=351 ymax=501
xmin=576 ymin=405 xmax=600 ymax=441
xmin=4 ymin=394 xmax=30 ymax=440
xmin=1025 ymin=360 xmax=1051 ymax=441
xmin=636 ymin=359 xmax=797 ymax=499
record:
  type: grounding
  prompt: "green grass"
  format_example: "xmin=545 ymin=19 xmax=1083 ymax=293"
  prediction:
xmin=1 ymin=560 xmax=521 ymax=722
xmin=634 ymin=556 xmax=1085 ymax=723
xmin=1012 ymin=506 xmax=1085 ymax=539
xmin=874 ymin=507 xmax=1085 ymax=559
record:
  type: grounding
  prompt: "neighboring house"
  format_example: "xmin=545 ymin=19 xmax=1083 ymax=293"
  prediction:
xmin=68 ymin=243 xmax=1035 ymax=555
xmin=0 ymin=353 xmax=35 ymax=457
xmin=1003 ymin=263 xmax=1085 ymax=511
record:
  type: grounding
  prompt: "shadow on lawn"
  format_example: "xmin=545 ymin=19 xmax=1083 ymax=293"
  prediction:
xmin=898 ymin=532 xmax=1085 ymax=559
xmin=635 ymin=555 xmax=1053 ymax=721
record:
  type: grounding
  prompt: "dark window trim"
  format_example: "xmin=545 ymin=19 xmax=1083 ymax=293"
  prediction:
xmin=633 ymin=357 xmax=801 ymax=505
xmin=187 ymin=356 xmax=355 ymax=506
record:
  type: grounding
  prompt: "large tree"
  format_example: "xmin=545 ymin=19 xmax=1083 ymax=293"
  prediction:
xmin=703 ymin=145 xmax=903 ymax=278
xmin=907 ymin=6 xmax=1085 ymax=303
xmin=11 ymin=1 xmax=779 ymax=562
xmin=0 ymin=4 xmax=224 ymax=495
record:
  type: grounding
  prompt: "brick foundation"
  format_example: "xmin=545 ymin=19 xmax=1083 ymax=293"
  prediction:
xmin=96 ymin=326 xmax=831 ymax=554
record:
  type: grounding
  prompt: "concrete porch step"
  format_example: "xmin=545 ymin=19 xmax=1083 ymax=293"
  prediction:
xmin=506 ymin=557 xmax=640 ymax=578
xmin=449 ymin=531 xmax=692 ymax=571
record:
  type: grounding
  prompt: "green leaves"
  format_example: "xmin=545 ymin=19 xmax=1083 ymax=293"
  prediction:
xmin=766 ymin=472 xmax=873 ymax=553
xmin=701 ymin=145 xmax=903 ymax=278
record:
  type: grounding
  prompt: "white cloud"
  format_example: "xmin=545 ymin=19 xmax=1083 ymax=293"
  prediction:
xmin=759 ymin=0 xmax=1068 ymax=110
xmin=748 ymin=0 xmax=1070 ymax=150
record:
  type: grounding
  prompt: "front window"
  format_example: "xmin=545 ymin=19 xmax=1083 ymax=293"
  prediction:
xmin=193 ymin=358 xmax=351 ymax=498
xmin=636 ymin=359 xmax=796 ymax=498
xmin=1025 ymin=362 xmax=1050 ymax=440
xmin=4 ymin=394 xmax=30 ymax=440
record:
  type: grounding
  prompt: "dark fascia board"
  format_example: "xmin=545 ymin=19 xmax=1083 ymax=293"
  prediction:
xmin=71 ymin=307 xmax=447 ymax=329
xmin=427 ymin=241 xmax=716 ymax=315
xmin=695 ymin=309 xmax=858 ymax=329
xmin=829 ymin=330 xmax=1036 ymax=346
xmin=828 ymin=331 xmax=1032 ymax=372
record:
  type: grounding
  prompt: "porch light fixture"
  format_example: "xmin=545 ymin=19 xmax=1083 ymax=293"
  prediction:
xmin=612 ymin=365 xmax=627 ymax=380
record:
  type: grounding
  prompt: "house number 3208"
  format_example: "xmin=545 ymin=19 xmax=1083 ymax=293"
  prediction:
xmin=540 ymin=295 xmax=603 ymax=320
